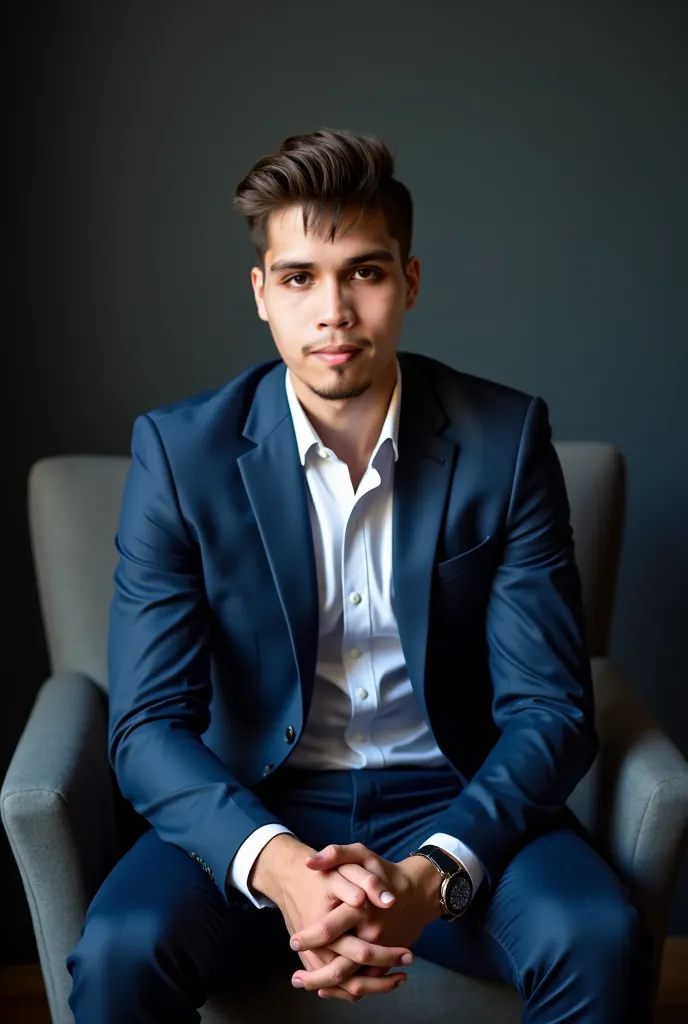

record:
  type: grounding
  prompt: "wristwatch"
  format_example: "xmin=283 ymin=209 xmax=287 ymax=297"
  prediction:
xmin=409 ymin=844 xmax=473 ymax=921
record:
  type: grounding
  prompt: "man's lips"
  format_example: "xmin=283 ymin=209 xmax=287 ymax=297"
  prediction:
xmin=312 ymin=345 xmax=363 ymax=365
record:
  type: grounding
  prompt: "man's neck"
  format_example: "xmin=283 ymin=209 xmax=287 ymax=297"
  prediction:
xmin=290 ymin=361 xmax=397 ymax=472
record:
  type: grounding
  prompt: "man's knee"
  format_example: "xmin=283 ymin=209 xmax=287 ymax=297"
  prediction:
xmin=68 ymin=906 xmax=173 ymax=990
xmin=567 ymin=895 xmax=641 ymax=959
xmin=531 ymin=890 xmax=643 ymax=974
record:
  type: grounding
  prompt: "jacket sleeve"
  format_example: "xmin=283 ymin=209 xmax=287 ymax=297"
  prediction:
xmin=108 ymin=413 xmax=284 ymax=905
xmin=429 ymin=396 xmax=599 ymax=891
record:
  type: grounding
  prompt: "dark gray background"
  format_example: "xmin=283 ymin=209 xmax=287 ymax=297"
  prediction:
xmin=3 ymin=0 xmax=687 ymax=963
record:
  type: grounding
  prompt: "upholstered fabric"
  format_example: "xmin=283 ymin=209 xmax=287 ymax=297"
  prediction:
xmin=2 ymin=443 xmax=687 ymax=1023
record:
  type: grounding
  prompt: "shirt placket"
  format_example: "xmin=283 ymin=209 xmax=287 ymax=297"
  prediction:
xmin=341 ymin=463 xmax=384 ymax=766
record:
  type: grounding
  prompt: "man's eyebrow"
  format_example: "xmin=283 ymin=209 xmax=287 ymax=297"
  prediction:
xmin=268 ymin=249 xmax=396 ymax=273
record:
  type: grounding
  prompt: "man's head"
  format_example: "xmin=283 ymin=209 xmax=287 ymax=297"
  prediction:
xmin=234 ymin=129 xmax=419 ymax=403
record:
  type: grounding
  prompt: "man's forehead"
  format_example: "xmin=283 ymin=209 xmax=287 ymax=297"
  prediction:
xmin=265 ymin=205 xmax=396 ymax=260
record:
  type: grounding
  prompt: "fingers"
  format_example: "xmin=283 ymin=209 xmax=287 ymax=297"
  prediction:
xmin=305 ymin=842 xmax=397 ymax=908
xmin=298 ymin=949 xmax=330 ymax=975
xmin=290 ymin=903 xmax=361 ymax=952
xmin=305 ymin=842 xmax=376 ymax=871
xmin=292 ymin=953 xmax=360 ymax=991
xmin=292 ymin=955 xmax=407 ymax=997
xmin=326 ymin=866 xmax=367 ymax=910
xmin=318 ymin=972 xmax=407 ymax=1000
xmin=297 ymin=950 xmax=359 ymax=1004
xmin=332 ymin=861 xmax=396 ymax=909
xmin=293 ymin=941 xmax=411 ymax=1001
xmin=324 ymin=934 xmax=414 ymax=969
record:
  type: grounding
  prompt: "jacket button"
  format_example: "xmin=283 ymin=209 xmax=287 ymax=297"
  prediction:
xmin=285 ymin=726 xmax=296 ymax=744
xmin=263 ymin=763 xmax=274 ymax=775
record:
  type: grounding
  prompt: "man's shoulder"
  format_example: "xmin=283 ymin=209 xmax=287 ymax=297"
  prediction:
xmin=400 ymin=351 xmax=535 ymax=423
xmin=139 ymin=358 xmax=282 ymax=449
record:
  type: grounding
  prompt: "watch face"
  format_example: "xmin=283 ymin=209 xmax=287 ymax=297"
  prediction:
xmin=445 ymin=873 xmax=473 ymax=915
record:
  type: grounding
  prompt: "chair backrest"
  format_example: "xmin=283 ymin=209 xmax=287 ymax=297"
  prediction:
xmin=554 ymin=442 xmax=625 ymax=656
xmin=27 ymin=442 xmax=625 ymax=688
xmin=29 ymin=456 xmax=130 ymax=689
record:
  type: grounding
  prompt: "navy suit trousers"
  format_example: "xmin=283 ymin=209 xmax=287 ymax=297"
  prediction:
xmin=66 ymin=764 xmax=652 ymax=1022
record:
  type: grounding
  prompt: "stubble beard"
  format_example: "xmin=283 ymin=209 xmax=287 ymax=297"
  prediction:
xmin=306 ymin=365 xmax=373 ymax=402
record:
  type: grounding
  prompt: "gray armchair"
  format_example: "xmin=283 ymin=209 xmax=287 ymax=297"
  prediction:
xmin=3 ymin=444 xmax=688 ymax=1023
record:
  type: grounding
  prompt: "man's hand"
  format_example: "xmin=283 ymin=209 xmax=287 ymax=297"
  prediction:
xmin=249 ymin=834 xmax=413 ymax=1002
xmin=288 ymin=843 xmax=443 ymax=997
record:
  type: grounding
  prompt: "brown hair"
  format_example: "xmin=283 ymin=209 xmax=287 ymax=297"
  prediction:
xmin=234 ymin=128 xmax=413 ymax=270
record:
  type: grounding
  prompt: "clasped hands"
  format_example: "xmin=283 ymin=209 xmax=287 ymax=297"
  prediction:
xmin=264 ymin=838 xmax=443 ymax=1003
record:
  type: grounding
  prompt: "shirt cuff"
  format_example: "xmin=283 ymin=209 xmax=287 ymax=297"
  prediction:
xmin=420 ymin=832 xmax=485 ymax=896
xmin=227 ymin=823 xmax=295 ymax=909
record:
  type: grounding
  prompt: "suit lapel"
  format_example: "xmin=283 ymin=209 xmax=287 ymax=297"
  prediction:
xmin=238 ymin=354 xmax=457 ymax=723
xmin=394 ymin=352 xmax=456 ymax=720
xmin=238 ymin=362 xmax=319 ymax=721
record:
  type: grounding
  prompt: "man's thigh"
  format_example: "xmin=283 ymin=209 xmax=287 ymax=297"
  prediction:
xmin=67 ymin=827 xmax=293 ymax=1010
xmin=390 ymin=816 xmax=649 ymax=1008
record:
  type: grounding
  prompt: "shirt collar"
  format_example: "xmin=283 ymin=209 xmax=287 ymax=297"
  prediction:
xmin=285 ymin=358 xmax=402 ymax=467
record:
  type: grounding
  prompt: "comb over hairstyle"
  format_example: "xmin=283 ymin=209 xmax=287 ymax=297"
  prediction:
xmin=234 ymin=128 xmax=413 ymax=267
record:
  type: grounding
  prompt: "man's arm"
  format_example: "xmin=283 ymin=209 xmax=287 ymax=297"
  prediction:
xmin=429 ymin=396 xmax=599 ymax=891
xmin=420 ymin=833 xmax=485 ymax=895
xmin=229 ymin=824 xmax=295 ymax=907
xmin=108 ymin=413 xmax=292 ymax=903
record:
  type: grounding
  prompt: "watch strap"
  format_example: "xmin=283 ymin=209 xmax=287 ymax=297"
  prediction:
xmin=414 ymin=844 xmax=466 ymax=879
xmin=409 ymin=844 xmax=473 ymax=920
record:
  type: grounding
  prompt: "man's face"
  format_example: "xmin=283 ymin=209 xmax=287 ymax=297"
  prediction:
xmin=251 ymin=205 xmax=420 ymax=401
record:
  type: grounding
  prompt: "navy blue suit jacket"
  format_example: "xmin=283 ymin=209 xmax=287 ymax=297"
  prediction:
xmin=108 ymin=351 xmax=599 ymax=906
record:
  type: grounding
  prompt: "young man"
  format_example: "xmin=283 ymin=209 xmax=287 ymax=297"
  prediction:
xmin=66 ymin=129 xmax=648 ymax=1020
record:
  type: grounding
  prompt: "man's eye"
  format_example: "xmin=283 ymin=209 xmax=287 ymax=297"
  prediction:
xmin=283 ymin=267 xmax=384 ymax=287
xmin=354 ymin=267 xmax=383 ymax=281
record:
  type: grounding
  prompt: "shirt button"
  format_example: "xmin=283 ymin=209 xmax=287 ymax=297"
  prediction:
xmin=285 ymin=726 xmax=296 ymax=744
xmin=349 ymin=648 xmax=361 ymax=660
xmin=263 ymin=763 xmax=274 ymax=775
xmin=356 ymin=688 xmax=369 ymax=700
xmin=353 ymin=731 xmax=365 ymax=743
xmin=349 ymin=592 xmax=362 ymax=605
xmin=317 ymin=446 xmax=329 ymax=459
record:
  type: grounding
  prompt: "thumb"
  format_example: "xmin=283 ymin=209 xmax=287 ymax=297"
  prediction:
xmin=303 ymin=846 xmax=397 ymax=908
xmin=304 ymin=843 xmax=363 ymax=869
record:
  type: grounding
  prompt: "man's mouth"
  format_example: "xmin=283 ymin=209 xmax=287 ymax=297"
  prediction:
xmin=312 ymin=345 xmax=363 ymax=366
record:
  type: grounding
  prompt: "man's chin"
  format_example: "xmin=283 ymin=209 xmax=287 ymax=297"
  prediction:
xmin=307 ymin=376 xmax=373 ymax=402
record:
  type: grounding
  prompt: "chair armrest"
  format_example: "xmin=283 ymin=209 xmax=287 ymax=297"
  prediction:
xmin=568 ymin=657 xmax=688 ymax=952
xmin=1 ymin=672 xmax=120 ymax=1024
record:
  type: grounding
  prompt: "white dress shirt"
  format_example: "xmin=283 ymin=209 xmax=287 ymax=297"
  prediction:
xmin=228 ymin=360 xmax=485 ymax=907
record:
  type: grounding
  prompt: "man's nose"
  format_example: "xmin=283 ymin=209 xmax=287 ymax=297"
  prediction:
xmin=317 ymin=280 xmax=355 ymax=329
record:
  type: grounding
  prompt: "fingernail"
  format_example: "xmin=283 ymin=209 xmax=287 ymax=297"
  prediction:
xmin=400 ymin=953 xmax=413 ymax=965
xmin=396 ymin=975 xmax=407 ymax=985
xmin=290 ymin=938 xmax=301 ymax=951
xmin=310 ymin=853 xmax=323 ymax=860
xmin=292 ymin=977 xmax=304 ymax=988
xmin=381 ymin=890 xmax=395 ymax=904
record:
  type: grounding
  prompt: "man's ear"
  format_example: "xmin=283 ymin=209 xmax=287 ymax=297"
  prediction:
xmin=250 ymin=266 xmax=269 ymax=322
xmin=404 ymin=255 xmax=421 ymax=311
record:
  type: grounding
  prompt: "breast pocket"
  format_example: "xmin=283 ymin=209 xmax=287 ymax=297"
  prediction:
xmin=435 ymin=535 xmax=496 ymax=582
xmin=434 ymin=535 xmax=497 ymax=631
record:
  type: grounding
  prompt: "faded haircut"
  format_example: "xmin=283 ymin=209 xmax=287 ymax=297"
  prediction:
xmin=234 ymin=128 xmax=413 ymax=269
